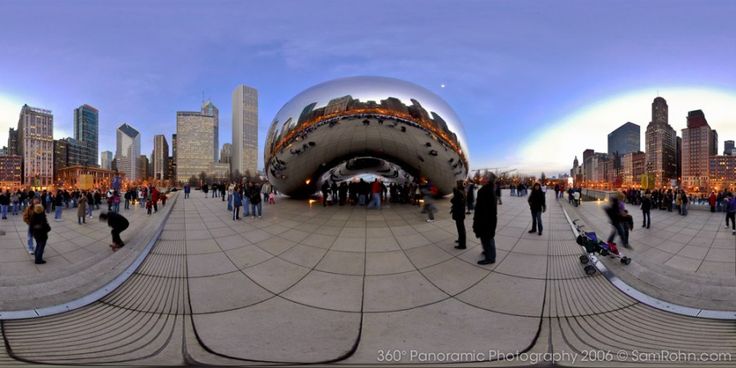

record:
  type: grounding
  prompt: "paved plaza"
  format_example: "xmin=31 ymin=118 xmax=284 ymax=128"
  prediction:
xmin=0 ymin=190 xmax=735 ymax=366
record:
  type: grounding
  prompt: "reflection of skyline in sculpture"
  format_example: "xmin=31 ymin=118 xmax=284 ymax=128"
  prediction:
xmin=264 ymin=76 xmax=469 ymax=197
xmin=268 ymin=94 xmax=463 ymax=163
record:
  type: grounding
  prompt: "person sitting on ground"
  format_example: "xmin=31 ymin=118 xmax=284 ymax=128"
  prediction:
xmin=100 ymin=212 xmax=130 ymax=251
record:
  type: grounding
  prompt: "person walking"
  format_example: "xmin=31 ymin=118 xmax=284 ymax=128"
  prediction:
xmin=29 ymin=204 xmax=51 ymax=264
xmin=77 ymin=195 xmax=88 ymax=224
xmin=451 ymin=181 xmax=466 ymax=249
xmin=232 ymin=186 xmax=243 ymax=220
xmin=725 ymin=193 xmax=736 ymax=235
xmin=367 ymin=179 xmax=382 ymax=209
xmin=0 ymin=190 xmax=9 ymax=220
xmin=473 ymin=173 xmax=497 ymax=265
xmin=640 ymin=190 xmax=651 ymax=229
xmin=709 ymin=191 xmax=717 ymax=213
xmin=202 ymin=183 xmax=209 ymax=198
xmin=184 ymin=183 xmax=191 ymax=199
xmin=100 ymin=212 xmax=130 ymax=251
xmin=419 ymin=179 xmax=437 ymax=222
xmin=527 ymin=183 xmax=546 ymax=236
xmin=605 ymin=197 xmax=629 ymax=248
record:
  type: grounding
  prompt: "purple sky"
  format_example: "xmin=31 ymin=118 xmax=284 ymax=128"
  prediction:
xmin=1 ymin=0 xmax=735 ymax=174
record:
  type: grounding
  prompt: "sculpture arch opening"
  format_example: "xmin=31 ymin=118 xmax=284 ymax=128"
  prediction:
xmin=265 ymin=76 xmax=469 ymax=197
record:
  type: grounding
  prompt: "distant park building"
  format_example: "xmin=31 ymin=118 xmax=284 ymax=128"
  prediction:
xmin=17 ymin=104 xmax=54 ymax=187
xmin=176 ymin=101 xmax=219 ymax=183
xmin=116 ymin=123 xmax=141 ymax=181
xmin=153 ymin=134 xmax=169 ymax=180
xmin=56 ymin=165 xmax=122 ymax=190
xmin=101 ymin=151 xmax=113 ymax=170
xmin=645 ymin=97 xmax=677 ymax=187
xmin=709 ymin=155 xmax=736 ymax=191
xmin=681 ymin=110 xmax=713 ymax=190
xmin=0 ymin=155 xmax=22 ymax=188
xmin=608 ymin=122 xmax=640 ymax=156
xmin=621 ymin=151 xmax=645 ymax=187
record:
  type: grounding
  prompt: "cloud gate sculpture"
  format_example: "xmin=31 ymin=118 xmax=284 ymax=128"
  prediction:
xmin=265 ymin=76 xmax=469 ymax=197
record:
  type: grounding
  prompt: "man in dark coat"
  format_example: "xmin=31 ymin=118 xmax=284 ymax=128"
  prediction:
xmin=451 ymin=181 xmax=466 ymax=249
xmin=527 ymin=183 xmax=546 ymax=236
xmin=473 ymin=174 xmax=497 ymax=265
xmin=465 ymin=182 xmax=475 ymax=214
xmin=100 ymin=212 xmax=130 ymax=250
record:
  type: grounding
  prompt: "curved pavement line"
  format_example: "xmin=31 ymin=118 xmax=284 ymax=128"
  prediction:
xmin=0 ymin=194 xmax=179 ymax=321
xmin=559 ymin=201 xmax=736 ymax=320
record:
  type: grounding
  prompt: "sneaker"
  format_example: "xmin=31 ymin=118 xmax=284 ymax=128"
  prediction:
xmin=28 ymin=250 xmax=34 ymax=255
xmin=426 ymin=219 xmax=434 ymax=223
xmin=477 ymin=259 xmax=495 ymax=265
xmin=528 ymin=230 xmax=536 ymax=234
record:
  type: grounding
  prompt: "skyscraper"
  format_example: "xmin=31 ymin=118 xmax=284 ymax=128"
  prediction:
xmin=645 ymin=97 xmax=677 ymax=187
xmin=220 ymin=143 xmax=232 ymax=164
xmin=607 ymin=122 xmax=640 ymax=156
xmin=74 ymin=104 xmax=99 ymax=166
xmin=101 ymin=151 xmax=113 ymax=170
xmin=153 ymin=134 xmax=169 ymax=180
xmin=201 ymin=100 xmax=219 ymax=161
xmin=725 ymin=140 xmax=735 ymax=156
xmin=116 ymin=123 xmax=141 ymax=181
xmin=17 ymin=104 xmax=54 ymax=186
xmin=710 ymin=130 xmax=718 ymax=157
xmin=176 ymin=102 xmax=218 ymax=183
xmin=171 ymin=133 xmax=177 ymax=180
xmin=7 ymin=128 xmax=18 ymax=156
xmin=137 ymin=155 xmax=150 ymax=180
xmin=681 ymin=110 xmax=713 ymax=190
xmin=232 ymin=84 xmax=258 ymax=177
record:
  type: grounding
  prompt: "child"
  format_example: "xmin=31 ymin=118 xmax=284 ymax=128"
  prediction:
xmin=146 ymin=198 xmax=153 ymax=215
xmin=268 ymin=192 xmax=276 ymax=204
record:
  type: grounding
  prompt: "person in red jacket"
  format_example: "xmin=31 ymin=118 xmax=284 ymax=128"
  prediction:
xmin=151 ymin=186 xmax=160 ymax=213
xmin=367 ymin=179 xmax=382 ymax=209
xmin=709 ymin=191 xmax=717 ymax=213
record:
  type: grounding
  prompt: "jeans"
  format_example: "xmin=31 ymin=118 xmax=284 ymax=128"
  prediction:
xmin=87 ymin=205 xmax=93 ymax=217
xmin=455 ymin=219 xmax=466 ymax=247
xmin=642 ymin=210 xmax=650 ymax=228
xmin=243 ymin=198 xmax=250 ymax=216
xmin=124 ymin=199 xmax=130 ymax=209
xmin=530 ymin=210 xmax=543 ymax=233
xmin=27 ymin=229 xmax=35 ymax=252
xmin=0 ymin=205 xmax=7 ymax=219
xmin=185 ymin=192 xmax=189 ymax=198
xmin=34 ymin=236 xmax=47 ymax=263
xmin=12 ymin=202 xmax=19 ymax=215
xmin=54 ymin=206 xmax=62 ymax=220
xmin=421 ymin=203 xmax=436 ymax=220
xmin=251 ymin=202 xmax=262 ymax=217
xmin=358 ymin=194 xmax=366 ymax=206
xmin=607 ymin=222 xmax=628 ymax=246
xmin=113 ymin=203 xmax=120 ymax=213
xmin=367 ymin=194 xmax=381 ymax=209
xmin=233 ymin=206 xmax=240 ymax=220
xmin=681 ymin=204 xmax=688 ymax=216
xmin=480 ymin=235 xmax=496 ymax=261
xmin=227 ymin=194 xmax=233 ymax=211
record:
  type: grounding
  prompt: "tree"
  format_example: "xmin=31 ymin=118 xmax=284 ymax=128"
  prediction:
xmin=188 ymin=175 xmax=198 ymax=186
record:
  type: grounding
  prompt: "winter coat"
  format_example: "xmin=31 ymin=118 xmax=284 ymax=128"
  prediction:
xmin=106 ymin=212 xmax=129 ymax=231
xmin=528 ymin=188 xmax=546 ymax=212
xmin=640 ymin=195 xmax=651 ymax=211
xmin=451 ymin=188 xmax=465 ymax=220
xmin=233 ymin=192 xmax=243 ymax=207
xmin=30 ymin=212 xmax=51 ymax=241
xmin=472 ymin=184 xmax=497 ymax=238
xmin=77 ymin=197 xmax=87 ymax=217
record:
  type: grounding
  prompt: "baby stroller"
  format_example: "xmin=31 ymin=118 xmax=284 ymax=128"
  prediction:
xmin=573 ymin=219 xmax=632 ymax=275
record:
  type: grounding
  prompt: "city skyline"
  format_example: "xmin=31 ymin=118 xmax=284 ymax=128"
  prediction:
xmin=2 ymin=1 xmax=736 ymax=174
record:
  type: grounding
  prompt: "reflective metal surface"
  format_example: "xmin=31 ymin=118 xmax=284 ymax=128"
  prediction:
xmin=265 ymin=76 xmax=469 ymax=197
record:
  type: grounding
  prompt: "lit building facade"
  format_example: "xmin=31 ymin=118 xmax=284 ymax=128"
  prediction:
xmin=0 ymin=155 xmax=22 ymax=189
xmin=137 ymin=155 xmax=150 ymax=180
xmin=7 ymin=128 xmax=18 ymax=155
xmin=709 ymin=155 xmax=736 ymax=192
xmin=608 ymin=122 xmax=640 ymax=156
xmin=73 ymin=104 xmax=99 ymax=166
xmin=101 ymin=151 xmax=113 ymax=170
xmin=153 ymin=134 xmax=169 ymax=180
xmin=622 ymin=151 xmax=645 ymax=187
xmin=176 ymin=102 xmax=218 ymax=183
xmin=645 ymin=97 xmax=677 ymax=187
xmin=56 ymin=165 xmax=123 ymax=190
xmin=725 ymin=140 xmax=735 ymax=156
xmin=17 ymin=104 xmax=54 ymax=187
xmin=681 ymin=110 xmax=712 ymax=191
xmin=232 ymin=84 xmax=258 ymax=177
xmin=116 ymin=123 xmax=141 ymax=181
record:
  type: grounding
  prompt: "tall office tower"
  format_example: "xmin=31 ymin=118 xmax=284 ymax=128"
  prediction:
xmin=676 ymin=136 xmax=682 ymax=180
xmin=171 ymin=133 xmax=177 ymax=180
xmin=101 ymin=151 xmax=113 ymax=170
xmin=116 ymin=123 xmax=141 ymax=181
xmin=232 ymin=84 xmax=258 ymax=176
xmin=52 ymin=137 xmax=84 ymax=179
xmin=137 ymin=155 xmax=150 ymax=180
xmin=725 ymin=140 xmax=735 ymax=155
xmin=681 ymin=110 xmax=713 ymax=190
xmin=17 ymin=104 xmax=54 ymax=186
xmin=582 ymin=149 xmax=594 ymax=183
xmin=607 ymin=122 xmax=640 ymax=157
xmin=220 ymin=143 xmax=232 ymax=164
xmin=176 ymin=102 xmax=218 ymax=183
xmin=7 ymin=127 xmax=18 ymax=155
xmin=645 ymin=97 xmax=677 ymax=187
xmin=74 ymin=104 xmax=99 ymax=166
xmin=710 ymin=130 xmax=718 ymax=157
xmin=201 ymin=100 xmax=219 ymax=161
xmin=153 ymin=134 xmax=169 ymax=180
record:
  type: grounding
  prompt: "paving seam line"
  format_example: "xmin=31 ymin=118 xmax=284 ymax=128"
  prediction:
xmin=0 ymin=193 xmax=180 ymax=320
xmin=558 ymin=200 xmax=736 ymax=321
